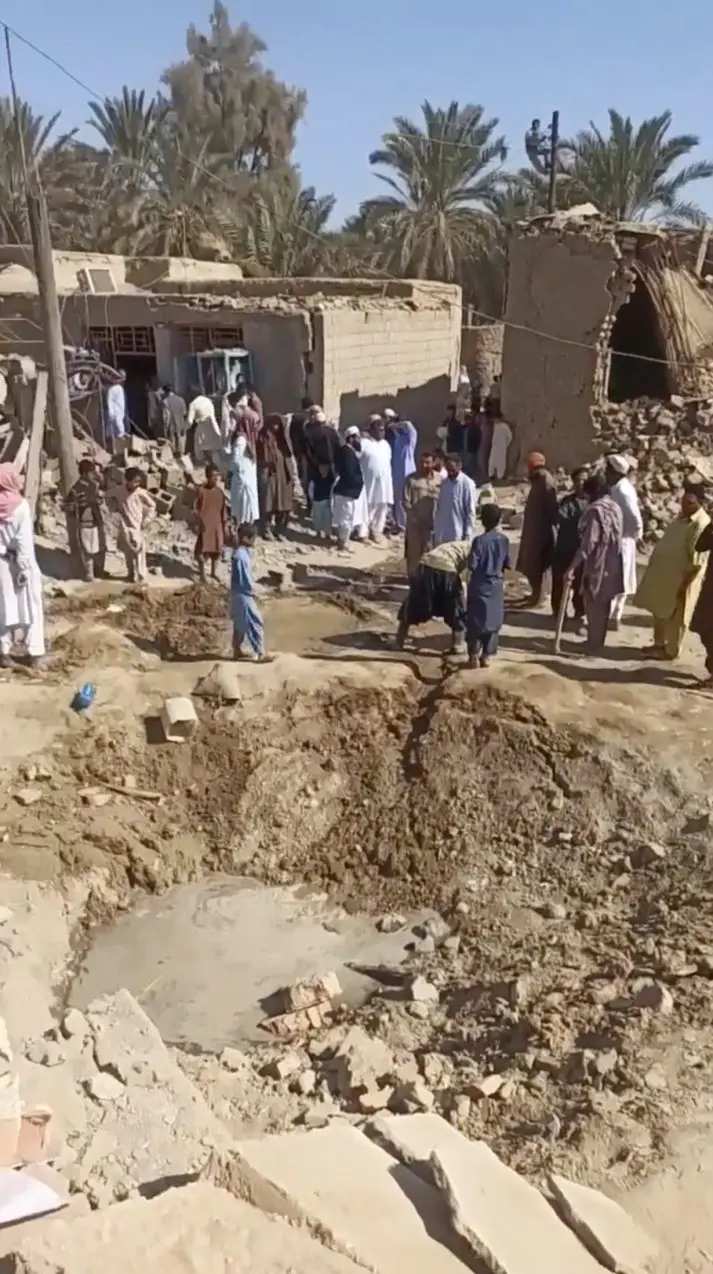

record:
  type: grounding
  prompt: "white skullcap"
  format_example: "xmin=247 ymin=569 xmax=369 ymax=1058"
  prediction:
xmin=383 ymin=407 xmax=397 ymax=420
xmin=313 ymin=410 xmax=326 ymax=423
xmin=607 ymin=453 xmax=630 ymax=475
xmin=345 ymin=425 xmax=360 ymax=437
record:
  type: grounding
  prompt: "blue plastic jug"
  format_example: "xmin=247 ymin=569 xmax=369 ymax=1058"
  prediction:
xmin=71 ymin=683 xmax=97 ymax=712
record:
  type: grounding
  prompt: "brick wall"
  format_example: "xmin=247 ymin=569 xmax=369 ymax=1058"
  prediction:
xmin=502 ymin=229 xmax=617 ymax=472
xmin=316 ymin=302 xmax=461 ymax=443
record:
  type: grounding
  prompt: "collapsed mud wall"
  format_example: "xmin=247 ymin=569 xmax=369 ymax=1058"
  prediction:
xmin=501 ymin=226 xmax=619 ymax=472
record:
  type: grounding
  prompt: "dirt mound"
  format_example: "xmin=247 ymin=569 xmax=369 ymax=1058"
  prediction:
xmin=117 ymin=584 xmax=230 ymax=660
xmin=48 ymin=622 xmax=152 ymax=675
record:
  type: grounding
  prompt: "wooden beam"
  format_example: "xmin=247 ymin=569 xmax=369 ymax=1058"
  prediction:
xmin=24 ymin=368 xmax=47 ymax=515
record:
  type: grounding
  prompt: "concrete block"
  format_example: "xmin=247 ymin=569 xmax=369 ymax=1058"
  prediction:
xmin=9 ymin=1180 xmax=364 ymax=1273
xmin=432 ymin=1138 xmax=603 ymax=1274
xmin=549 ymin=1173 xmax=659 ymax=1273
xmin=278 ymin=972 xmax=341 ymax=1012
xmin=161 ymin=696 xmax=198 ymax=743
xmin=217 ymin=1124 xmax=472 ymax=1273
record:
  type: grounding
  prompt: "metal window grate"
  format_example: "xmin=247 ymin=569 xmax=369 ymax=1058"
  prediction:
xmin=177 ymin=326 xmax=244 ymax=353
xmin=87 ymin=326 xmax=156 ymax=358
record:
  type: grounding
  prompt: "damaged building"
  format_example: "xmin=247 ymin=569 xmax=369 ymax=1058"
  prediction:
xmin=501 ymin=209 xmax=713 ymax=470
xmin=0 ymin=247 xmax=461 ymax=439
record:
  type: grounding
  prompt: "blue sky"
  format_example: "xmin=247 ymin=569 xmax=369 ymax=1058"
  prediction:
xmin=3 ymin=0 xmax=712 ymax=220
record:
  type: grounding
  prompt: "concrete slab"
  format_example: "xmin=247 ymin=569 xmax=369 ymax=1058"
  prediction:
xmin=72 ymin=990 xmax=233 ymax=1200
xmin=72 ymin=876 xmax=436 ymax=1049
xmin=213 ymin=1124 xmax=474 ymax=1273
xmin=431 ymin=1139 xmax=604 ymax=1274
xmin=7 ymin=1181 xmax=365 ymax=1273
xmin=549 ymin=1174 xmax=658 ymax=1273
xmin=368 ymin=1113 xmax=468 ymax=1182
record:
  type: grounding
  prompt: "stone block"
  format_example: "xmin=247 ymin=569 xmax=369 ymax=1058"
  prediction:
xmin=160 ymin=696 xmax=198 ymax=743
xmin=431 ymin=1137 xmax=604 ymax=1274
xmin=278 ymin=972 xmax=342 ymax=1013
xmin=215 ymin=1124 xmax=471 ymax=1274
xmin=549 ymin=1173 xmax=659 ymax=1273
xmin=8 ymin=1180 xmax=364 ymax=1273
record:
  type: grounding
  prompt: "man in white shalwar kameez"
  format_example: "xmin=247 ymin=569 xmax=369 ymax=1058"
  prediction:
xmin=359 ymin=415 xmax=394 ymax=542
xmin=344 ymin=427 xmax=369 ymax=541
xmin=606 ymin=454 xmax=643 ymax=628
xmin=488 ymin=416 xmax=513 ymax=481
xmin=189 ymin=393 xmax=223 ymax=468
xmin=433 ymin=454 xmax=478 ymax=547
xmin=0 ymin=464 xmax=44 ymax=667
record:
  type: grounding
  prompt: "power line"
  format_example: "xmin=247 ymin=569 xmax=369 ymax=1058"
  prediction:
xmin=2 ymin=16 xmax=712 ymax=376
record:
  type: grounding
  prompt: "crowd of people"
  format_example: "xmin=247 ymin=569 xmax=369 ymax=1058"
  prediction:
xmin=2 ymin=381 xmax=713 ymax=683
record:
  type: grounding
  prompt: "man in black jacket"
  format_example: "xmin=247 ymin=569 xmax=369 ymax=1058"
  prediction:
xmin=333 ymin=428 xmax=365 ymax=550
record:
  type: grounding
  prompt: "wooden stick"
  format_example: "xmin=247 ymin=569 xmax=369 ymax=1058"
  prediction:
xmin=553 ymin=578 xmax=572 ymax=655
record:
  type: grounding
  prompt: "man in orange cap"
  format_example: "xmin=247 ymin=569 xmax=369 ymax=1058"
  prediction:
xmin=515 ymin=451 xmax=558 ymax=606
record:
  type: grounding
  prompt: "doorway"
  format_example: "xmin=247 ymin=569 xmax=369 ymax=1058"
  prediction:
xmin=115 ymin=353 xmax=157 ymax=436
xmin=607 ymin=274 xmax=670 ymax=402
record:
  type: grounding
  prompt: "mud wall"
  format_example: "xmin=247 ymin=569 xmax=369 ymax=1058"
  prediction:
xmin=501 ymin=229 xmax=619 ymax=471
xmin=461 ymin=321 xmax=503 ymax=394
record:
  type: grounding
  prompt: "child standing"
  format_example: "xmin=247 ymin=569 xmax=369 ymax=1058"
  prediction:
xmin=466 ymin=502 xmax=511 ymax=668
xmin=310 ymin=462 xmax=334 ymax=542
xmin=230 ymin=522 xmax=267 ymax=661
xmin=194 ymin=463 xmax=228 ymax=581
xmin=112 ymin=467 xmax=155 ymax=583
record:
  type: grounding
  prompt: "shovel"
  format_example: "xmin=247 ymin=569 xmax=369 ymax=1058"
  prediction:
xmin=553 ymin=578 xmax=572 ymax=655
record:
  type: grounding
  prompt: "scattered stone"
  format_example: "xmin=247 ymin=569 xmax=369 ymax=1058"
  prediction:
xmin=266 ymin=1052 xmax=303 ymax=1082
xmin=432 ymin=1137 xmax=604 ymax=1274
xmin=408 ymin=1002 xmax=432 ymax=1020
xmin=409 ymin=976 xmax=439 ymax=1005
xmin=330 ymin=1026 xmax=394 ymax=1098
xmin=630 ymin=980 xmax=674 ymax=1014
xmin=79 ymin=787 xmax=113 ymax=808
xmin=193 ymin=662 xmax=244 ymax=703
xmin=629 ymin=842 xmax=667 ymax=868
xmin=358 ymin=1087 xmax=393 ymax=1113
xmin=643 ymin=1065 xmax=668 ymax=1092
xmin=61 ymin=1008 xmax=90 ymax=1040
xmin=471 ymin=1074 xmax=504 ymax=1099
xmin=549 ymin=1172 xmax=659 ymax=1273
xmin=220 ymin=1047 xmax=248 ymax=1072
xmin=390 ymin=1081 xmax=435 ymax=1113
xmin=85 ymin=1073 xmax=125 ymax=1102
xmin=414 ymin=916 xmax=451 ymax=944
xmin=160 ymin=696 xmax=198 ymax=743
xmin=541 ymin=901 xmax=567 ymax=920
xmin=14 ymin=787 xmax=42 ymax=807
xmin=262 ymin=1004 xmax=332 ymax=1038
xmin=292 ymin=1068 xmax=317 ymax=1096
xmin=451 ymin=1095 xmax=472 ymax=1123
xmin=376 ymin=914 xmax=407 ymax=934
xmin=443 ymin=935 xmax=461 ymax=955
xmin=25 ymin=1039 xmax=65 ymax=1067
xmin=278 ymin=972 xmax=342 ymax=1013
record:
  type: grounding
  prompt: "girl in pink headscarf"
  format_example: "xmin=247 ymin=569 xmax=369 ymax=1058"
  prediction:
xmin=0 ymin=464 xmax=45 ymax=668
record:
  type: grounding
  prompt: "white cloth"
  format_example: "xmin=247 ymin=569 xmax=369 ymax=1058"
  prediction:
xmin=226 ymin=435 xmax=259 ymax=524
xmin=0 ymin=499 xmax=45 ymax=657
xmin=433 ymin=472 xmax=478 ymax=546
xmin=333 ymin=494 xmax=356 ymax=539
xmin=189 ymin=396 xmax=222 ymax=455
xmin=105 ymin=384 xmax=126 ymax=440
xmin=369 ymin=504 xmax=389 ymax=538
xmin=489 ymin=419 xmax=513 ymax=480
xmin=609 ymin=476 xmax=642 ymax=596
xmin=359 ymin=437 xmax=394 ymax=508
xmin=350 ymin=485 xmax=369 ymax=540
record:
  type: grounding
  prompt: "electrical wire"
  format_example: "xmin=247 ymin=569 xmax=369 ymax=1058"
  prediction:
xmin=3 ymin=16 xmax=713 ymax=376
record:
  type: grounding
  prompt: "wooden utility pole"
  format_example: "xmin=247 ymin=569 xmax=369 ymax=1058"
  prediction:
xmin=26 ymin=189 xmax=78 ymax=498
xmin=547 ymin=110 xmax=560 ymax=214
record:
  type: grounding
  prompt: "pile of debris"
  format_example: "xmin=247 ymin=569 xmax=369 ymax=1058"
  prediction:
xmin=591 ymin=395 xmax=713 ymax=539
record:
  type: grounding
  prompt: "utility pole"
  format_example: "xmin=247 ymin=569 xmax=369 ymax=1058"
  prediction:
xmin=4 ymin=23 xmax=78 ymax=562
xmin=26 ymin=188 xmax=78 ymax=498
xmin=547 ymin=110 xmax=560 ymax=214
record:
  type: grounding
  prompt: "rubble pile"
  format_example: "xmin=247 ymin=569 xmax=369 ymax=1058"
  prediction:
xmin=592 ymin=396 xmax=713 ymax=539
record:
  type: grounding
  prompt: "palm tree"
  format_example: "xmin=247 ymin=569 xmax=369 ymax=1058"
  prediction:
xmin=362 ymin=101 xmax=508 ymax=280
xmin=242 ymin=174 xmax=335 ymax=275
xmin=0 ymin=97 xmax=78 ymax=243
xmin=561 ymin=110 xmax=713 ymax=223
xmin=88 ymin=88 xmax=167 ymax=191
xmin=108 ymin=126 xmax=237 ymax=258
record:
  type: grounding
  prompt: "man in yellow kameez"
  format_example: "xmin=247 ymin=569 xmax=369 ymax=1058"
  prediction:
xmin=634 ymin=483 xmax=710 ymax=660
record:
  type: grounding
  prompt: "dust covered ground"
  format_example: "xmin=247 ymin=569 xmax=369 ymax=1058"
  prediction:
xmin=3 ymin=567 xmax=713 ymax=1198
